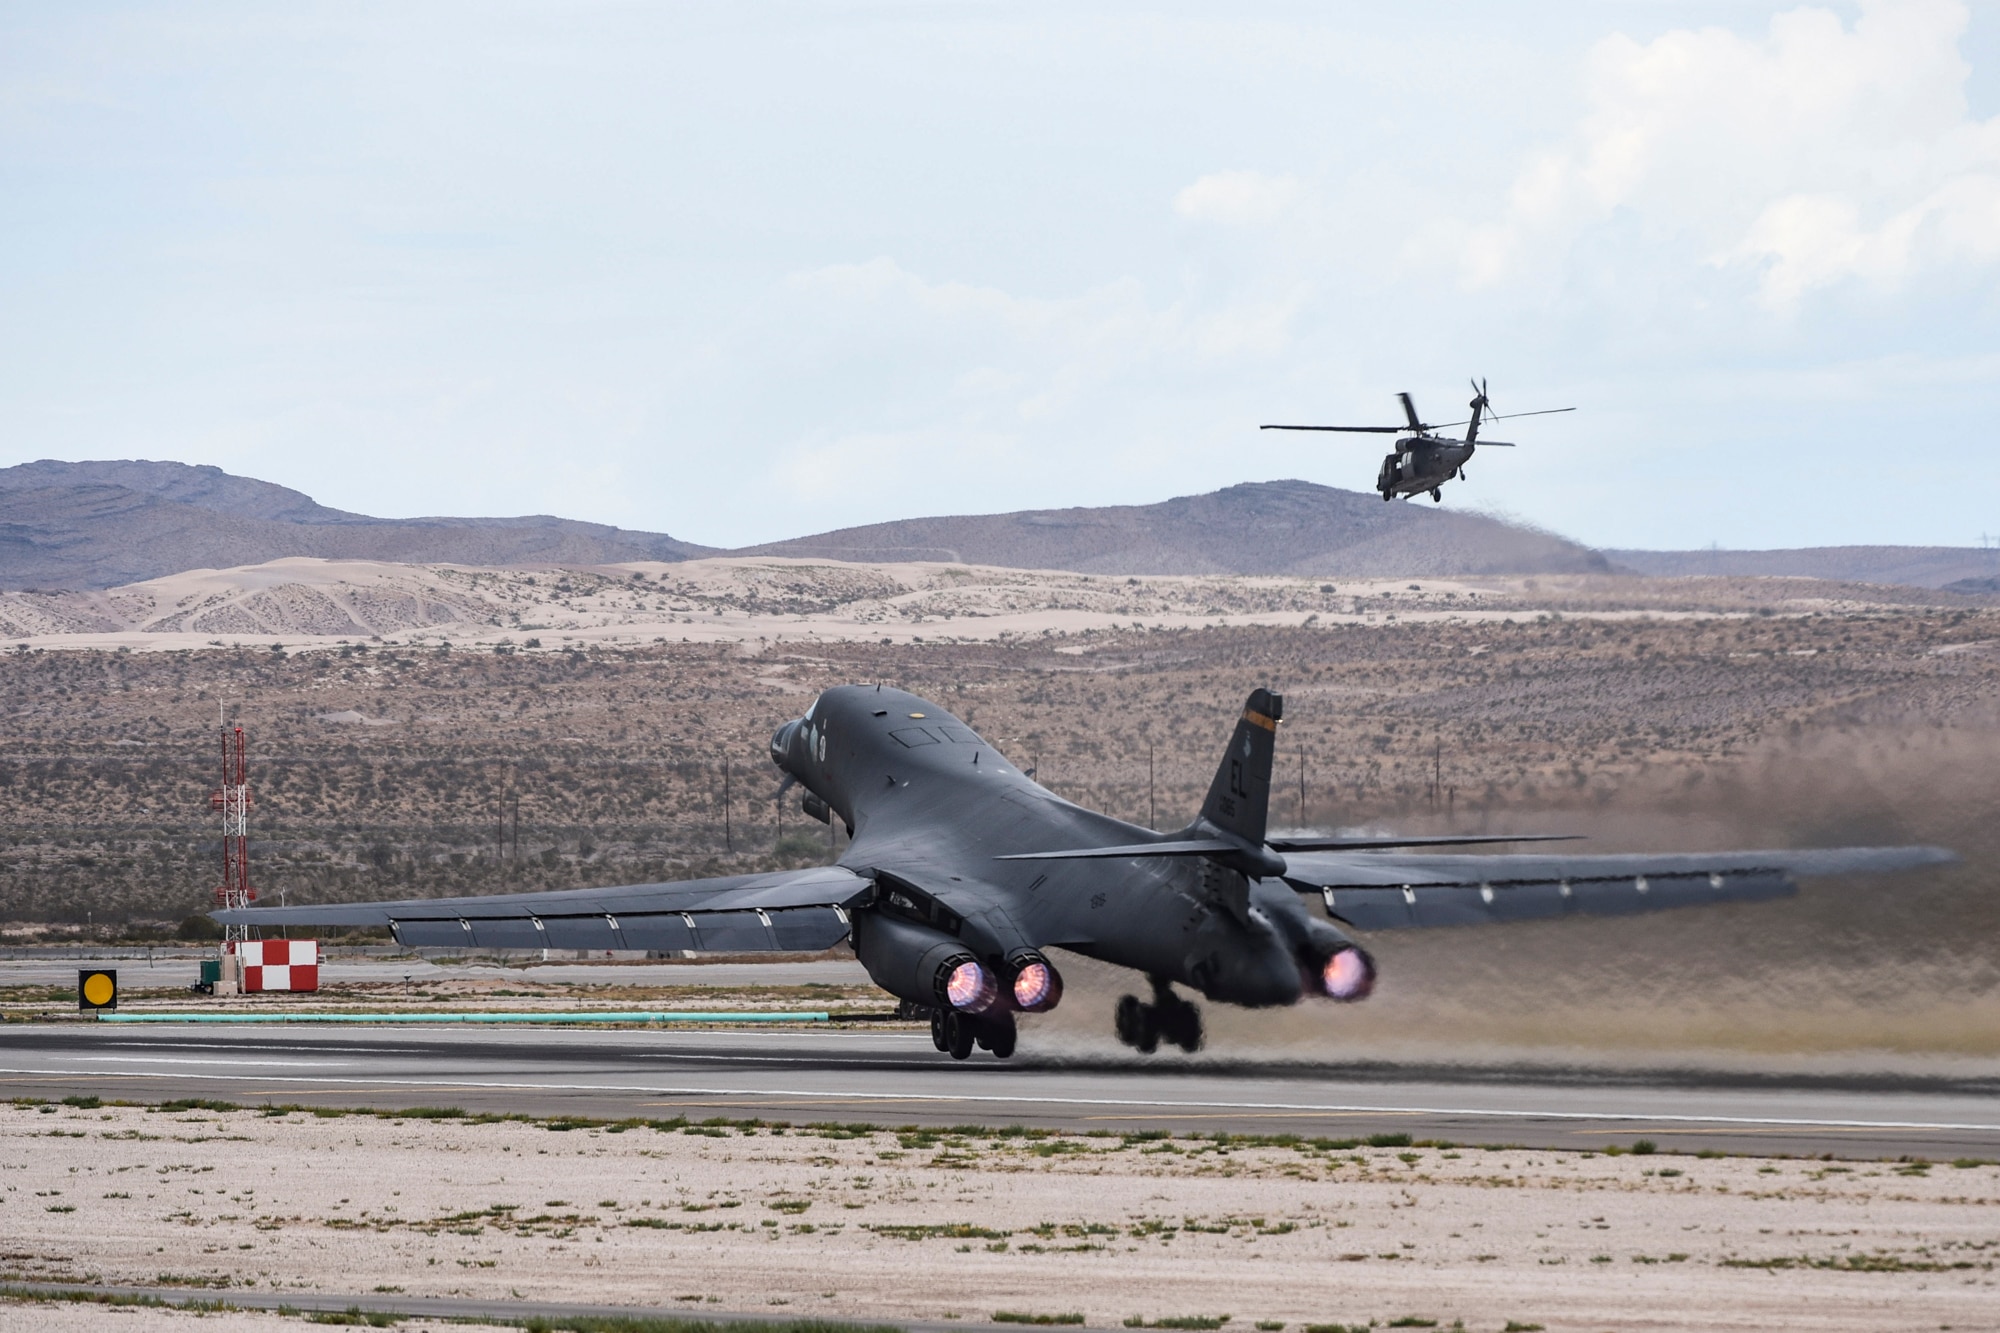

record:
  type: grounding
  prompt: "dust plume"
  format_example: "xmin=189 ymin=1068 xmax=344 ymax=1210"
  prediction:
xmin=1022 ymin=714 xmax=2000 ymax=1076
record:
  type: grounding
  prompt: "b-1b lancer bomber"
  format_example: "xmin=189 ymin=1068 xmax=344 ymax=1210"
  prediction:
xmin=223 ymin=687 xmax=1953 ymax=1060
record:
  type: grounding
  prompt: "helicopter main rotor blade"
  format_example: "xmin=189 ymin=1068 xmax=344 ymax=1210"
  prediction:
xmin=1398 ymin=392 xmax=1424 ymax=431
xmin=1471 ymin=440 xmax=1516 ymax=447
xmin=1429 ymin=407 xmax=1576 ymax=429
xmin=1260 ymin=424 xmax=1408 ymax=433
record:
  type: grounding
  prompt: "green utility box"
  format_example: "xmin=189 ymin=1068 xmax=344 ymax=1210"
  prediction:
xmin=199 ymin=959 xmax=222 ymax=985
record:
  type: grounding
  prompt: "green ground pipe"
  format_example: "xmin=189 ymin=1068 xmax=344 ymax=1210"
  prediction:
xmin=98 ymin=1011 xmax=829 ymax=1024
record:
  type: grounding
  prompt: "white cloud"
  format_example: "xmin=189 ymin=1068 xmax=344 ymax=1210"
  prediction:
xmin=1173 ymin=170 xmax=1300 ymax=225
xmin=1447 ymin=0 xmax=2000 ymax=307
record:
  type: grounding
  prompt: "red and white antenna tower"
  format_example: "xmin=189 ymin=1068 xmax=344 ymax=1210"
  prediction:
xmin=210 ymin=704 xmax=256 ymax=943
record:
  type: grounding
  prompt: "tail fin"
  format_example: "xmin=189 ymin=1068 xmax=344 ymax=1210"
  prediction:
xmin=1198 ymin=688 xmax=1283 ymax=844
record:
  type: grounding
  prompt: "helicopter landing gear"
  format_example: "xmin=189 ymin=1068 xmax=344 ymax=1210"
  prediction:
xmin=1430 ymin=489 xmax=1442 ymax=503
xmin=1380 ymin=490 xmax=1393 ymax=503
xmin=1113 ymin=979 xmax=1203 ymax=1054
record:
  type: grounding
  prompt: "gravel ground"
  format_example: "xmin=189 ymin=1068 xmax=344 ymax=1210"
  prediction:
xmin=3 ymin=1100 xmax=1997 ymax=1333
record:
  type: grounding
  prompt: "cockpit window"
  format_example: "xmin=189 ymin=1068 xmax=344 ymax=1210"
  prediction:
xmin=803 ymin=695 xmax=818 ymax=721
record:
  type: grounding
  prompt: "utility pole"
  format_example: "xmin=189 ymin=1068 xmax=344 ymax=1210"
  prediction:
xmin=1148 ymin=744 xmax=1155 ymax=830
xmin=723 ymin=756 xmax=733 ymax=853
xmin=1299 ymin=752 xmax=1306 ymax=826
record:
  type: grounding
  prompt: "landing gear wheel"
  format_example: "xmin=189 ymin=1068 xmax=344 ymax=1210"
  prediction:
xmin=985 ymin=1012 xmax=1018 ymax=1060
xmin=1158 ymin=1000 xmax=1203 ymax=1053
xmin=929 ymin=1009 xmax=949 ymax=1053
xmin=1114 ymin=994 xmax=1158 ymax=1054
xmin=1430 ymin=489 xmax=1442 ymax=502
xmin=1380 ymin=490 xmax=1392 ymax=502
xmin=945 ymin=1010 xmax=975 ymax=1060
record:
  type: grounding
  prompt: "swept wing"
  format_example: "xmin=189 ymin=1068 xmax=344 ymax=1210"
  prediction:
xmin=1281 ymin=845 xmax=1955 ymax=931
xmin=212 ymin=864 xmax=871 ymax=953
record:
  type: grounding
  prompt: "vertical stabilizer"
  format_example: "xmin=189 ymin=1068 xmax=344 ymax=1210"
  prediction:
xmin=1198 ymin=688 xmax=1283 ymax=845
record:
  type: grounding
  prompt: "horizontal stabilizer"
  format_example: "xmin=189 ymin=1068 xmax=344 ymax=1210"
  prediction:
xmin=1269 ymin=833 xmax=1577 ymax=852
xmin=998 ymin=838 xmax=1237 ymax=861
xmin=999 ymin=833 xmax=1577 ymax=862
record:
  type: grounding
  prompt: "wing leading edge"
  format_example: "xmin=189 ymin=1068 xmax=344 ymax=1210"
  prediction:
xmin=1281 ymin=845 xmax=1956 ymax=931
xmin=211 ymin=864 xmax=871 ymax=954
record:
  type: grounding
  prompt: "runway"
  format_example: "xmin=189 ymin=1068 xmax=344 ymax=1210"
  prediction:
xmin=3 ymin=1021 xmax=1996 ymax=1159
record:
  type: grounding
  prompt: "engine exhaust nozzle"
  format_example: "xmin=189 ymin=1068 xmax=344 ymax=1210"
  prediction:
xmin=1006 ymin=949 xmax=1063 ymax=1012
xmin=1320 ymin=946 xmax=1376 ymax=1002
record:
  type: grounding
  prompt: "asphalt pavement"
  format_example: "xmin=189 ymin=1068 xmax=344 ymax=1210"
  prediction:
xmin=3 ymin=1020 xmax=1995 ymax=1160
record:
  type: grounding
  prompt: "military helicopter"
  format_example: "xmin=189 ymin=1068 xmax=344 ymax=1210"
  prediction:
xmin=1262 ymin=379 xmax=1573 ymax=503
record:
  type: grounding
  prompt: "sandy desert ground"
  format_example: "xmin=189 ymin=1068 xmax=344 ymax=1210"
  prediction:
xmin=0 ymin=554 xmax=1976 ymax=653
xmin=2 ymin=1100 xmax=1997 ymax=1333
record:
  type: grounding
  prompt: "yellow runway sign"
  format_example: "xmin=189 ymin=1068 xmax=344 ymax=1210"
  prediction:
xmin=78 ymin=969 xmax=117 ymax=1011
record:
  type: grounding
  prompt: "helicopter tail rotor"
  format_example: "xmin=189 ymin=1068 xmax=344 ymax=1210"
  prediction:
xmin=1465 ymin=377 xmax=1490 ymax=445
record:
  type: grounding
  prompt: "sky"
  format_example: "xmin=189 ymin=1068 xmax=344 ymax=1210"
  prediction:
xmin=3 ymin=1 xmax=1999 ymax=552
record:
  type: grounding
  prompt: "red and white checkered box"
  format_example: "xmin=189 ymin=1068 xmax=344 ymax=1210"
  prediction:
xmin=234 ymin=939 xmax=319 ymax=993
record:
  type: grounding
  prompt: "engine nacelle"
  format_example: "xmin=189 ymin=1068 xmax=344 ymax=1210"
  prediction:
xmin=853 ymin=911 xmax=1000 ymax=1013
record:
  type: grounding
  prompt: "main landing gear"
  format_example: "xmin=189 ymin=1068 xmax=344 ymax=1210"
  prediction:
xmin=1430 ymin=488 xmax=1442 ymax=502
xmin=929 ymin=1006 xmax=1016 ymax=1060
xmin=1114 ymin=977 xmax=1203 ymax=1054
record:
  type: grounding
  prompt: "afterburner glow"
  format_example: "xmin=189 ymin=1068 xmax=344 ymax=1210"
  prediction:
xmin=1322 ymin=948 xmax=1376 ymax=1001
xmin=1012 ymin=960 xmax=1055 ymax=1009
xmin=945 ymin=960 xmax=990 ymax=1010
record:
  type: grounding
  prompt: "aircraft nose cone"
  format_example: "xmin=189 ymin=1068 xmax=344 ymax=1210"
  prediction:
xmin=770 ymin=720 xmax=800 ymax=766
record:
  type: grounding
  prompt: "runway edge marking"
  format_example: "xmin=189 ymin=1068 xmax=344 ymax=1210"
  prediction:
xmin=1 ymin=1065 xmax=1995 ymax=1134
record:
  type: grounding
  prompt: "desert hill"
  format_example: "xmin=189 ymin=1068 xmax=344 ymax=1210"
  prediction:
xmin=1 ymin=464 xmax=1609 ymax=589
xmin=8 ymin=460 xmax=1994 ymax=595
xmin=738 ymin=479 xmax=1611 ymax=577
xmin=0 ymin=460 xmax=715 ymax=589
xmin=1607 ymin=545 xmax=2000 ymax=591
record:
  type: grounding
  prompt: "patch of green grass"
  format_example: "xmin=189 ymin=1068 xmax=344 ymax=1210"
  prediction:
xmin=150 ymin=1098 xmax=238 ymax=1114
xmin=866 ymin=1223 xmax=1010 ymax=1241
xmin=1301 ymin=1325 xmax=1365 ymax=1333
xmin=1363 ymin=1133 xmax=1411 ymax=1148
xmin=767 ymin=1200 xmax=812 ymax=1214
xmin=1720 ymin=1253 xmax=1973 ymax=1273
xmin=1630 ymin=1140 xmax=1656 ymax=1155
xmin=0 ymin=1285 xmax=220 ymax=1313
xmin=1253 ymin=1323 xmax=1284 ymax=1331
xmin=59 ymin=1094 xmax=101 ymax=1109
xmin=1385 ymin=1321 xmax=1438 ymax=1330
xmin=992 ymin=1313 xmax=1084 ymax=1325
xmin=1952 ymin=1157 xmax=1995 ymax=1168
xmin=1502 ymin=1323 xmax=1545 ymax=1332
xmin=308 ymin=1308 xmax=405 ymax=1327
xmin=1123 ymin=1318 xmax=1229 ymax=1330
xmin=513 ymin=1318 xmax=905 ymax=1333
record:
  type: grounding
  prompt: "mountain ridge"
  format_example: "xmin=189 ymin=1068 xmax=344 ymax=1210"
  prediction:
xmin=3 ymin=458 xmax=1992 ymax=592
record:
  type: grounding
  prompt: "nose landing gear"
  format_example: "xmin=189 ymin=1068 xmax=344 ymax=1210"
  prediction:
xmin=1114 ymin=978 xmax=1203 ymax=1054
